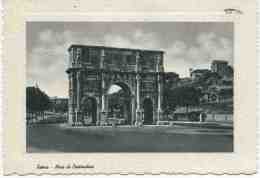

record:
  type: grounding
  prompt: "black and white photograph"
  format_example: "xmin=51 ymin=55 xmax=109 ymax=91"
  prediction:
xmin=26 ymin=21 xmax=234 ymax=153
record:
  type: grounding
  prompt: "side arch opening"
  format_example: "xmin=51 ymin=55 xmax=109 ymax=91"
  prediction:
xmin=143 ymin=98 xmax=154 ymax=125
xmin=81 ymin=97 xmax=97 ymax=125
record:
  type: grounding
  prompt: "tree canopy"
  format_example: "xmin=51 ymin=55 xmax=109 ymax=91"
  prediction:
xmin=163 ymin=86 xmax=202 ymax=113
xmin=196 ymin=71 xmax=222 ymax=87
xmin=26 ymin=86 xmax=51 ymax=112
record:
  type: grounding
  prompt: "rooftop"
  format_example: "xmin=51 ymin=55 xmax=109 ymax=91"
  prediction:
xmin=212 ymin=60 xmax=228 ymax=64
xmin=68 ymin=44 xmax=164 ymax=53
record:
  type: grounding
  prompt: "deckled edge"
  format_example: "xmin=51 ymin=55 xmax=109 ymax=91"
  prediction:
xmin=1 ymin=0 xmax=258 ymax=175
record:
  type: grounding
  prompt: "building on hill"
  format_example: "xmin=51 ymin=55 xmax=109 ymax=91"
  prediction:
xmin=172 ymin=60 xmax=233 ymax=118
xmin=200 ymin=60 xmax=234 ymax=105
xmin=211 ymin=60 xmax=233 ymax=77
xmin=211 ymin=60 xmax=228 ymax=74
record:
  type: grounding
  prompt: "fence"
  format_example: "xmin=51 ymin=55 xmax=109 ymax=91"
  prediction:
xmin=205 ymin=113 xmax=233 ymax=122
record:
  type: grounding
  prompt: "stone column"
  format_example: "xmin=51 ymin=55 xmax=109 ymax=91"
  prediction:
xmin=135 ymin=52 xmax=142 ymax=126
xmin=135 ymin=74 xmax=142 ymax=126
xmin=76 ymin=71 xmax=81 ymax=125
xmin=136 ymin=75 xmax=140 ymax=109
xmin=72 ymin=73 xmax=76 ymax=125
xmin=100 ymin=49 xmax=107 ymax=125
xmin=68 ymin=73 xmax=74 ymax=126
xmin=100 ymin=73 xmax=106 ymax=125
xmin=131 ymin=95 xmax=136 ymax=125
xmin=156 ymin=56 xmax=163 ymax=124
xmin=101 ymin=78 xmax=105 ymax=111
xmin=157 ymin=75 xmax=162 ymax=122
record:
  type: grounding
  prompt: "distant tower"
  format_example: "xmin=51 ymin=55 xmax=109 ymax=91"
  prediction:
xmin=211 ymin=60 xmax=229 ymax=77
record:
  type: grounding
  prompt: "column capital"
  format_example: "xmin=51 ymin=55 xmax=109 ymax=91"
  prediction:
xmin=135 ymin=52 xmax=140 ymax=72
xmin=101 ymin=49 xmax=105 ymax=57
xmin=136 ymin=73 xmax=141 ymax=80
xmin=100 ymin=49 xmax=105 ymax=69
xmin=76 ymin=71 xmax=81 ymax=80
xmin=135 ymin=51 xmax=140 ymax=58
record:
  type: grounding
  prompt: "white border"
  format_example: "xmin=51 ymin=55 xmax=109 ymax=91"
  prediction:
xmin=2 ymin=0 xmax=256 ymax=175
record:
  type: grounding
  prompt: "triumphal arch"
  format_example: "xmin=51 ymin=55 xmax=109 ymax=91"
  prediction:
xmin=66 ymin=45 xmax=164 ymax=126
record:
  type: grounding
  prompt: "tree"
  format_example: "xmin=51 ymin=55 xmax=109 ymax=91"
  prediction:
xmin=52 ymin=100 xmax=68 ymax=113
xmin=196 ymin=71 xmax=222 ymax=88
xmin=163 ymin=86 xmax=202 ymax=113
xmin=26 ymin=86 xmax=51 ymax=121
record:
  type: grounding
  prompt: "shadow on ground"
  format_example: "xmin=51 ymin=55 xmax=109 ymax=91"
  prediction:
xmin=27 ymin=124 xmax=233 ymax=152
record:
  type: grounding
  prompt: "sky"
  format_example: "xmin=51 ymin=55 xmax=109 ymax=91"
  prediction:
xmin=26 ymin=22 xmax=233 ymax=97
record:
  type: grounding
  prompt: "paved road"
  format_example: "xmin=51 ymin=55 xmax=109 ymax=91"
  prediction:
xmin=27 ymin=124 xmax=233 ymax=152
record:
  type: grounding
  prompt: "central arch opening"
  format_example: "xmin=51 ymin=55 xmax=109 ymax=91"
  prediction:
xmin=107 ymin=83 xmax=132 ymax=125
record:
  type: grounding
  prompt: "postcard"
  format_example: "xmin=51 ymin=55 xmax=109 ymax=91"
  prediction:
xmin=3 ymin=0 xmax=257 ymax=175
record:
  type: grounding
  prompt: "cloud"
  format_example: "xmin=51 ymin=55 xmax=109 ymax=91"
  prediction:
xmin=27 ymin=30 xmax=111 ymax=97
xmin=164 ymin=32 xmax=233 ymax=76
xmin=27 ymin=29 xmax=161 ymax=97
xmin=196 ymin=32 xmax=233 ymax=63
xmin=27 ymin=27 xmax=233 ymax=97
xmin=27 ymin=30 xmax=73 ymax=96
xmin=103 ymin=30 xmax=160 ymax=50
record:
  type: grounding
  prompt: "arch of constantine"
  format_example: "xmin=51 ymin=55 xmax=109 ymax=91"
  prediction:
xmin=66 ymin=45 xmax=164 ymax=126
